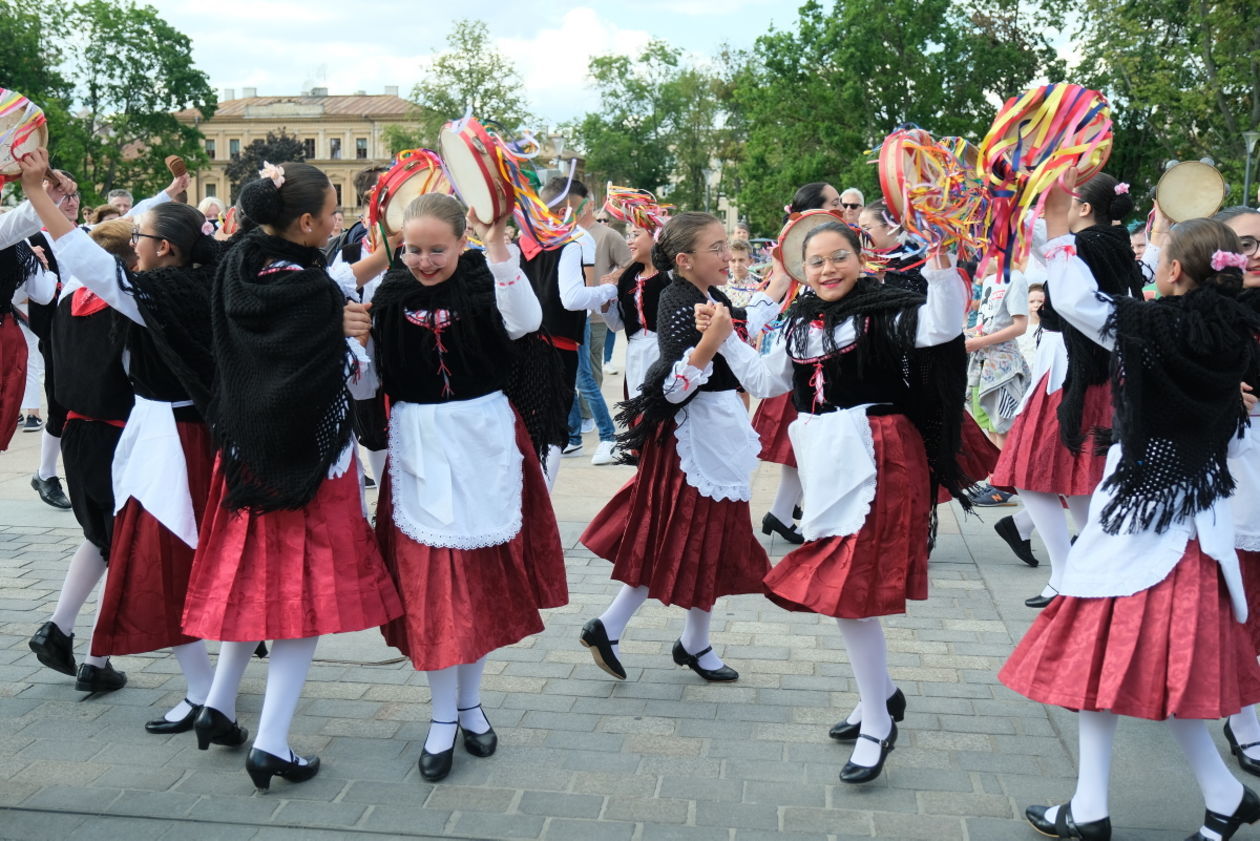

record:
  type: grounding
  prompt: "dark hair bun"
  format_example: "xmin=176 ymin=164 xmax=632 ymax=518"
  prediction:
xmin=1205 ymin=268 xmax=1244 ymax=296
xmin=650 ymin=242 xmax=673 ymax=274
xmin=239 ymin=178 xmax=282 ymax=226
xmin=1109 ymin=192 xmax=1133 ymax=221
xmin=191 ymin=235 xmax=220 ymax=267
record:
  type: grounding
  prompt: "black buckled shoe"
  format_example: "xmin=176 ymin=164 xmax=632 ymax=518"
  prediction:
xmin=829 ymin=688 xmax=907 ymax=741
xmin=193 ymin=706 xmax=249 ymax=750
xmin=458 ymin=705 xmax=497 ymax=757
xmin=1025 ymin=802 xmax=1112 ymax=840
xmin=579 ymin=618 xmax=626 ymax=679
xmin=1225 ymin=722 xmax=1260 ymax=778
xmin=838 ymin=723 xmax=897 ymax=784
xmin=75 ymin=661 xmax=126 ymax=693
xmin=761 ymin=512 xmax=804 ymax=544
xmin=419 ymin=720 xmax=457 ymax=782
xmin=995 ymin=514 xmax=1039 ymax=567
xmin=1025 ymin=591 xmax=1057 ymax=609
xmin=671 ymin=640 xmax=738 ymax=682
xmin=1186 ymin=785 xmax=1260 ymax=841
xmin=245 ymin=748 xmax=320 ymax=793
xmin=30 ymin=473 xmax=72 ymax=509
xmin=29 ymin=621 xmax=76 ymax=676
xmin=145 ymin=699 xmax=201 ymax=734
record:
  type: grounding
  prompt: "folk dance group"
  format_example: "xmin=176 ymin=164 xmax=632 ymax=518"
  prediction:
xmin=4 ymin=145 xmax=1260 ymax=841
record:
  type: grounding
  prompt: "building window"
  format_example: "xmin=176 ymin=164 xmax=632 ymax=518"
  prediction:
xmin=303 ymin=138 xmax=316 ymax=159
xmin=205 ymin=139 xmax=216 ymax=160
xmin=229 ymin=138 xmax=240 ymax=159
xmin=334 ymin=183 xmax=343 ymax=207
xmin=205 ymin=183 xmax=217 ymax=197
xmin=356 ymin=138 xmax=368 ymax=159
xmin=330 ymin=138 xmax=342 ymax=160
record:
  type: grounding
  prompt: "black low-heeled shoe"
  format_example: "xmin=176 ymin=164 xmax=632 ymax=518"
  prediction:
xmin=995 ymin=514 xmax=1039 ymax=567
xmin=1186 ymin=785 xmax=1260 ymax=841
xmin=1025 ymin=591 xmax=1057 ymax=609
xmin=1025 ymin=802 xmax=1112 ymax=840
xmin=145 ymin=699 xmax=201 ymax=734
xmin=829 ymin=688 xmax=907 ymax=741
xmin=579 ymin=618 xmax=626 ymax=679
xmin=457 ymin=705 xmax=497 ymax=758
xmin=193 ymin=706 xmax=249 ymax=751
xmin=838 ymin=723 xmax=897 ymax=784
xmin=761 ymin=512 xmax=804 ymax=545
xmin=419 ymin=719 xmax=457 ymax=782
xmin=75 ymin=661 xmax=127 ymax=693
xmin=245 ymin=747 xmax=320 ymax=793
xmin=1225 ymin=722 xmax=1260 ymax=778
xmin=29 ymin=621 xmax=76 ymax=676
xmin=671 ymin=640 xmax=738 ymax=682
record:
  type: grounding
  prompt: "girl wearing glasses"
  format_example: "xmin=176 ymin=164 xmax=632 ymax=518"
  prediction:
xmin=579 ymin=212 xmax=774 ymax=685
xmin=368 ymin=193 xmax=565 ymax=783
xmin=709 ymin=220 xmax=970 ymax=785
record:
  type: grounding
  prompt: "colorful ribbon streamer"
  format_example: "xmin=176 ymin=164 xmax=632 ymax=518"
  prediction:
xmin=603 ymin=185 xmax=673 ymax=233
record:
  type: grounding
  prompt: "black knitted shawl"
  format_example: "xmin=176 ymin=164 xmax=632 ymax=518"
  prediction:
xmin=1039 ymin=224 xmax=1145 ymax=452
xmin=209 ymin=228 xmax=353 ymax=512
xmin=1098 ymin=285 xmax=1260 ymax=534
xmin=0 ymin=241 xmax=39 ymax=316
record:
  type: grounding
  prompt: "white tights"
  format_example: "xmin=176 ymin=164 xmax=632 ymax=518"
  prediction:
xmin=203 ymin=637 xmax=319 ymax=762
xmin=597 ymin=585 xmax=725 ymax=670
xmin=769 ymin=465 xmax=803 ymax=523
xmin=836 ymin=617 xmax=895 ymax=767
xmin=1017 ymin=490 xmax=1090 ymax=597
xmin=423 ymin=657 xmax=491 ymax=753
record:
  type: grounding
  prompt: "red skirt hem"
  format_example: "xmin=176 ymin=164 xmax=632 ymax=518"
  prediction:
xmin=751 ymin=393 xmax=797 ymax=467
xmin=580 ymin=425 xmax=770 ymax=611
xmin=0 ymin=319 xmax=28 ymax=452
xmin=991 ymin=378 xmax=1110 ymax=496
xmin=999 ymin=541 xmax=1260 ymax=720
xmin=1242 ymin=550 xmax=1260 ymax=656
xmin=765 ymin=414 xmax=931 ymax=618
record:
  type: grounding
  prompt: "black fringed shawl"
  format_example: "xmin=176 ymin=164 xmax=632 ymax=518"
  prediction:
xmin=0 ymin=241 xmax=39 ymax=320
xmin=1039 ymin=224 xmax=1145 ymax=452
xmin=209 ymin=229 xmax=353 ymax=512
xmin=1098 ymin=285 xmax=1260 ymax=534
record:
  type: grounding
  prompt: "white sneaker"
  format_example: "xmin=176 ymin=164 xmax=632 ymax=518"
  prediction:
xmin=605 ymin=364 xmax=620 ymax=375
xmin=562 ymin=442 xmax=584 ymax=456
xmin=581 ymin=418 xmax=596 ymax=434
xmin=591 ymin=440 xmax=617 ymax=465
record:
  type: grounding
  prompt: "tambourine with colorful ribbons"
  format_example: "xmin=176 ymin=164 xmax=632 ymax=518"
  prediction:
xmin=978 ymin=82 xmax=1113 ymax=279
xmin=0 ymin=88 xmax=49 ymax=185
xmin=366 ymin=148 xmax=452 ymax=240
xmin=603 ymin=185 xmax=672 ymax=233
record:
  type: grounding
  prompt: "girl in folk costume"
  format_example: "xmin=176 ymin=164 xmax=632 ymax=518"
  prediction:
xmin=181 ymin=162 xmax=403 ymax=792
xmin=579 ymin=212 xmax=773 ymax=683
xmin=713 ymin=220 xmax=971 ymax=784
xmin=999 ymin=171 xmax=1260 ymax=841
xmin=20 ymin=149 xmax=224 ymax=733
xmin=1217 ymin=206 xmax=1260 ymax=780
xmin=753 ymin=182 xmax=847 ymax=545
xmin=370 ymin=194 xmax=566 ymax=782
xmin=990 ymin=174 xmax=1146 ymax=609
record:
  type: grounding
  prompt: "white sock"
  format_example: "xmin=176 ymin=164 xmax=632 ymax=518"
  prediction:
xmin=1065 ymin=493 xmax=1091 ymax=532
xmin=425 ymin=665 xmax=459 ymax=753
xmin=251 ymin=636 xmax=319 ymax=761
xmin=366 ymin=448 xmax=387 ymax=484
xmin=1019 ymin=490 xmax=1073 ymax=594
xmin=680 ymin=607 xmax=725 ymax=670
xmin=49 ymin=540 xmax=106 ymax=636
xmin=769 ymin=465 xmax=803 ymax=523
xmin=37 ymin=429 xmax=61 ymax=481
xmin=1231 ymin=705 xmax=1260 ymax=761
xmin=1013 ymin=507 xmax=1035 ymax=540
xmin=598 ymin=584 xmax=648 ymax=661
xmin=1047 ymin=709 xmax=1116 ymax=825
xmin=171 ymin=641 xmax=213 ymax=716
xmin=456 ymin=658 xmax=490 ymax=734
xmin=545 ymin=445 xmax=561 ymax=491
xmin=837 ymin=617 xmax=894 ymax=766
xmin=843 ymin=676 xmax=900 ymax=727
xmin=203 ymin=640 xmax=258 ymax=723
xmin=1169 ymin=716 xmax=1246 ymax=829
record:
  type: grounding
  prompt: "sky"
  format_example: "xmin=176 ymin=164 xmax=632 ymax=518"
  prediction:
xmin=143 ymin=1 xmax=800 ymax=127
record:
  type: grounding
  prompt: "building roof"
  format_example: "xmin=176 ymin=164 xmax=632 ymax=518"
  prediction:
xmin=175 ymin=94 xmax=420 ymax=122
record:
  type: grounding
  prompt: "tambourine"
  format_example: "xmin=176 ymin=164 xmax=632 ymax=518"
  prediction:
xmin=878 ymin=127 xmax=944 ymax=223
xmin=0 ymin=88 xmax=49 ymax=184
xmin=438 ymin=118 xmax=514 ymax=225
xmin=366 ymin=149 xmax=452 ymax=237
xmin=877 ymin=128 xmax=988 ymax=257
xmin=1155 ymin=161 xmax=1225 ymax=223
xmin=773 ymin=209 xmax=849 ymax=283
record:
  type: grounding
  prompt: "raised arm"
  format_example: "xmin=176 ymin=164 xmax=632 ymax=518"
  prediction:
xmin=914 ymin=251 xmax=969 ymax=347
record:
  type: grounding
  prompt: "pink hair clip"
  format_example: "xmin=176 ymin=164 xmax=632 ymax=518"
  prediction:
xmin=1211 ymin=250 xmax=1248 ymax=272
xmin=1114 ymin=182 xmax=1130 ymax=195
xmin=201 ymin=221 xmax=214 ymax=236
xmin=258 ymin=161 xmax=285 ymax=189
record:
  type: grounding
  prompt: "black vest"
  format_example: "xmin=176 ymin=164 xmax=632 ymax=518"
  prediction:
xmin=50 ymin=295 xmax=134 ymax=420
xmin=521 ymin=246 xmax=585 ymax=343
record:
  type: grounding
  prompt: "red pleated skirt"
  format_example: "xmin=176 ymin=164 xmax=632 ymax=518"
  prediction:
xmin=999 ymin=541 xmax=1260 ymax=720
xmin=1242 ymin=550 xmax=1260 ymax=655
xmin=92 ymin=421 xmax=213 ymax=656
xmin=182 ymin=454 xmax=403 ymax=641
xmin=378 ymin=417 xmax=567 ymax=671
xmin=938 ymin=413 xmax=1001 ymax=503
xmin=991 ymin=378 xmax=1111 ymax=496
xmin=0 ymin=318 xmax=28 ymax=452
xmin=751 ymin=393 xmax=797 ymax=467
xmin=765 ymin=414 xmax=931 ymax=618
xmin=580 ymin=424 xmax=771 ymax=611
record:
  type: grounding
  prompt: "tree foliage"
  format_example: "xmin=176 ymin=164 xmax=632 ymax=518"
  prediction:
xmin=223 ymin=130 xmax=307 ymax=202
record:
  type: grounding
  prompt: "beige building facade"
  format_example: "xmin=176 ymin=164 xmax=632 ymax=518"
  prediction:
xmin=174 ymin=87 xmax=419 ymax=216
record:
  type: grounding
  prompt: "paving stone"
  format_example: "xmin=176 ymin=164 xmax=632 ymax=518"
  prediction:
xmin=451 ymin=810 xmax=546 ymax=839
xmin=519 ymin=790 xmax=603 ymax=819
xmin=356 ymin=804 xmax=452 ymax=835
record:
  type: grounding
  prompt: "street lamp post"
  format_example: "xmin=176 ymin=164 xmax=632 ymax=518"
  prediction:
xmin=1244 ymin=130 xmax=1260 ymax=209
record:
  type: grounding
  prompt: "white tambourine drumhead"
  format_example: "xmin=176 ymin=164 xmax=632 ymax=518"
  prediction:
xmin=1156 ymin=161 xmax=1226 ymax=223
xmin=383 ymin=165 xmax=451 ymax=235
xmin=438 ymin=124 xmax=504 ymax=225
xmin=0 ymin=100 xmax=48 ymax=176
xmin=776 ymin=209 xmax=849 ymax=283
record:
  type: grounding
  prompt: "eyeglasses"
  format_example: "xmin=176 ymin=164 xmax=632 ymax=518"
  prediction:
xmin=841 ymin=203 xmax=862 ymax=210
xmin=130 ymin=229 xmax=164 ymax=246
xmin=805 ymin=250 xmax=855 ymax=270
xmin=57 ymin=191 xmax=81 ymax=208
xmin=687 ymin=242 xmax=731 ymax=257
xmin=1240 ymin=236 xmax=1259 ymax=257
xmin=401 ymin=247 xmax=451 ymax=267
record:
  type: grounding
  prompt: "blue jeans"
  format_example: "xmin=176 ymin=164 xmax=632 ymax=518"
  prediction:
xmin=603 ymin=328 xmax=616 ymax=363
xmin=568 ymin=322 xmax=616 ymax=444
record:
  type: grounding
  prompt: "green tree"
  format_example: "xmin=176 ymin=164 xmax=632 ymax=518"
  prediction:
xmin=60 ymin=0 xmax=216 ymax=203
xmin=223 ymin=130 xmax=306 ymax=203
xmin=1076 ymin=0 xmax=1259 ymax=200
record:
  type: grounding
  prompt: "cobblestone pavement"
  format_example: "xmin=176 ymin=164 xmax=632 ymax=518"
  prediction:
xmin=0 ymin=394 xmax=1237 ymax=840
